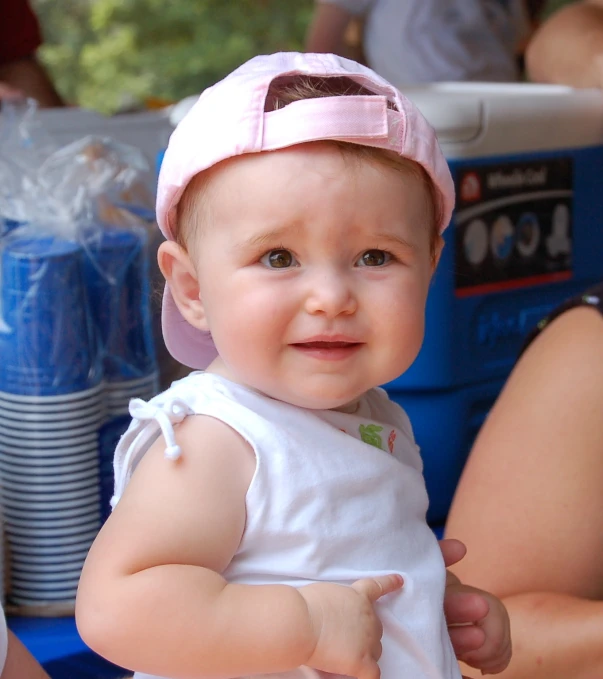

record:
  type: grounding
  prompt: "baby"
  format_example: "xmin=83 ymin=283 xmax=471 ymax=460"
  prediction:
xmin=76 ymin=52 xmax=510 ymax=679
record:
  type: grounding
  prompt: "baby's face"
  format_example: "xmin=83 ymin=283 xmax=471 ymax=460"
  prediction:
xmin=189 ymin=142 xmax=437 ymax=409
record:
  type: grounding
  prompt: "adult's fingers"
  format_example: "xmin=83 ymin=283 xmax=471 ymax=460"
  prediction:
xmin=439 ymin=538 xmax=467 ymax=568
xmin=444 ymin=590 xmax=489 ymax=624
xmin=357 ymin=658 xmax=381 ymax=679
xmin=352 ymin=574 xmax=404 ymax=602
xmin=448 ymin=624 xmax=487 ymax=655
xmin=463 ymin=637 xmax=512 ymax=675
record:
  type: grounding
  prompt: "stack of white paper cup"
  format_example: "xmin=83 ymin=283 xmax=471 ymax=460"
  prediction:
xmin=0 ymin=385 xmax=105 ymax=607
xmin=104 ymin=372 xmax=159 ymax=418
xmin=0 ymin=512 xmax=5 ymax=606
xmin=98 ymin=372 xmax=158 ymax=521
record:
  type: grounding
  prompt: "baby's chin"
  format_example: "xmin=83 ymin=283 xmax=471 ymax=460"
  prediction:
xmin=207 ymin=360 xmax=370 ymax=410
xmin=257 ymin=382 xmax=367 ymax=412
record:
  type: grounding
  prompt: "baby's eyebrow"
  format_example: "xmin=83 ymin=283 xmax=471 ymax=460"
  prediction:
xmin=234 ymin=226 xmax=416 ymax=253
xmin=235 ymin=224 xmax=300 ymax=252
xmin=372 ymin=232 xmax=416 ymax=251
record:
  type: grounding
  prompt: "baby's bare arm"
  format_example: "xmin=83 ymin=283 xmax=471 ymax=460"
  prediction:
xmin=76 ymin=415 xmax=317 ymax=677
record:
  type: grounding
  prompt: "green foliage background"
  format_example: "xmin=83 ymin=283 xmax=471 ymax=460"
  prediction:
xmin=541 ymin=0 xmax=574 ymax=15
xmin=32 ymin=0 xmax=574 ymax=115
xmin=33 ymin=0 xmax=313 ymax=113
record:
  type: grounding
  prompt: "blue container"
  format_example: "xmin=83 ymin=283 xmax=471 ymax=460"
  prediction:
xmin=381 ymin=78 xmax=603 ymax=523
xmin=0 ymin=236 xmax=101 ymax=396
xmin=385 ymin=146 xmax=603 ymax=523
xmin=156 ymin=149 xmax=165 ymax=178
xmin=391 ymin=378 xmax=506 ymax=524
xmin=83 ymin=226 xmax=157 ymax=381
xmin=387 ymin=146 xmax=603 ymax=391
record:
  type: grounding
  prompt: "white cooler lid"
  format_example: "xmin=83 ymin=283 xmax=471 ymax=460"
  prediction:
xmin=403 ymin=82 xmax=603 ymax=158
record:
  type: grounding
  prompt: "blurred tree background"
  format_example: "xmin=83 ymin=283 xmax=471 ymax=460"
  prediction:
xmin=32 ymin=0 xmax=573 ymax=115
xmin=33 ymin=0 xmax=313 ymax=113
xmin=541 ymin=0 xmax=575 ymax=14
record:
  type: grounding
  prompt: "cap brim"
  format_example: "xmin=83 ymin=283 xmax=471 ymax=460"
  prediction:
xmin=161 ymin=285 xmax=217 ymax=370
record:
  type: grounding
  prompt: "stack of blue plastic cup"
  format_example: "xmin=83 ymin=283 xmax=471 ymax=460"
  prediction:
xmin=83 ymin=225 xmax=158 ymax=522
xmin=0 ymin=237 xmax=101 ymax=396
xmin=0 ymin=234 xmax=104 ymax=607
xmin=83 ymin=225 xmax=157 ymax=385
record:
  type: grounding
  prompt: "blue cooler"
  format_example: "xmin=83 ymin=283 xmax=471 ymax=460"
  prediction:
xmin=385 ymin=83 xmax=603 ymax=524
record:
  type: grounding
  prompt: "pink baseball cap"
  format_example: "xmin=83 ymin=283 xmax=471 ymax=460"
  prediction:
xmin=157 ymin=51 xmax=455 ymax=370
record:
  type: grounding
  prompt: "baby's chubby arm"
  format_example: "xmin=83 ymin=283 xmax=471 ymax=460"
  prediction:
xmin=76 ymin=415 xmax=401 ymax=679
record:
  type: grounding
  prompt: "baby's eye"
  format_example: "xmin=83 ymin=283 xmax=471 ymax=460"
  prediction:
xmin=356 ymin=249 xmax=392 ymax=267
xmin=260 ymin=249 xmax=298 ymax=269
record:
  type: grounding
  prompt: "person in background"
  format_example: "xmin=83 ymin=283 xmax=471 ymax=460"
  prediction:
xmin=0 ymin=607 xmax=49 ymax=679
xmin=305 ymin=1 xmax=545 ymax=87
xmin=0 ymin=0 xmax=63 ymax=106
xmin=525 ymin=0 xmax=603 ymax=87
xmin=445 ymin=284 xmax=603 ymax=678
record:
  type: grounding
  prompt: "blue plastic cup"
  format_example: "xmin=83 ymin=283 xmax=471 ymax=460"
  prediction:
xmin=116 ymin=205 xmax=156 ymax=223
xmin=83 ymin=226 xmax=157 ymax=381
xmin=1 ymin=219 xmax=26 ymax=238
xmin=0 ymin=236 xmax=102 ymax=396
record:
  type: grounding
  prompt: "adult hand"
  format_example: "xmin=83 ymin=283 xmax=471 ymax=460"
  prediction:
xmin=440 ymin=539 xmax=512 ymax=675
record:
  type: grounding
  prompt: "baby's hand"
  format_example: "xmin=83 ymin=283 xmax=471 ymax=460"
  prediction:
xmin=299 ymin=574 xmax=403 ymax=679
xmin=440 ymin=539 xmax=511 ymax=675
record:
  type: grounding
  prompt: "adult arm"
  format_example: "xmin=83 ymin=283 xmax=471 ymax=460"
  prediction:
xmin=458 ymin=592 xmax=603 ymax=679
xmin=446 ymin=306 xmax=603 ymax=678
xmin=2 ymin=629 xmax=49 ymax=679
xmin=305 ymin=2 xmax=356 ymax=56
xmin=0 ymin=0 xmax=63 ymax=106
xmin=0 ymin=56 xmax=63 ymax=107
xmin=525 ymin=0 xmax=603 ymax=87
xmin=0 ymin=603 xmax=49 ymax=679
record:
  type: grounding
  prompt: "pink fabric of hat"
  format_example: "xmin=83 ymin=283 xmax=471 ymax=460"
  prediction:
xmin=156 ymin=51 xmax=455 ymax=370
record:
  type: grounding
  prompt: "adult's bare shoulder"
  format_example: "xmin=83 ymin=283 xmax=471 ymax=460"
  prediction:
xmin=446 ymin=305 xmax=603 ymax=600
xmin=526 ymin=0 xmax=603 ymax=87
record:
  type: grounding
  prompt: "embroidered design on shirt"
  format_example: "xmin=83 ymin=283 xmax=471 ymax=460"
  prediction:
xmin=388 ymin=429 xmax=397 ymax=454
xmin=359 ymin=424 xmax=384 ymax=450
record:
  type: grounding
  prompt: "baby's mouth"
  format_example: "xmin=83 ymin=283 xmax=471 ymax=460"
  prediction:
xmin=295 ymin=341 xmax=359 ymax=349
xmin=290 ymin=340 xmax=363 ymax=360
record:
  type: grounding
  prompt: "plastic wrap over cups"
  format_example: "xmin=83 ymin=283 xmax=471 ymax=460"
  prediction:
xmin=0 ymin=100 xmax=159 ymax=398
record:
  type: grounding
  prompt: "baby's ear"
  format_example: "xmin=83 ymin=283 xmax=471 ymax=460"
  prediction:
xmin=158 ymin=241 xmax=209 ymax=331
xmin=431 ymin=235 xmax=445 ymax=272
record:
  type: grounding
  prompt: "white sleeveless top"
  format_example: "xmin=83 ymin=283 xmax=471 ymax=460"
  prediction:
xmin=113 ymin=372 xmax=461 ymax=679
